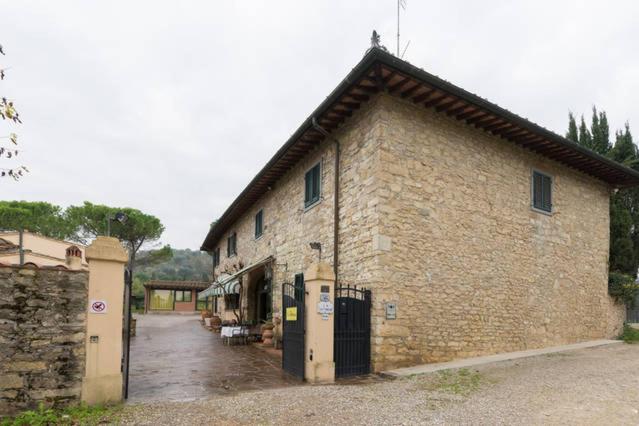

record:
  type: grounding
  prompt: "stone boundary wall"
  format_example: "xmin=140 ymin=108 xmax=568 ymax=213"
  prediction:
xmin=0 ymin=265 xmax=88 ymax=416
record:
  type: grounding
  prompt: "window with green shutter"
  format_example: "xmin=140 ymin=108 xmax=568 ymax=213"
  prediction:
xmin=532 ymin=170 xmax=552 ymax=213
xmin=304 ymin=163 xmax=321 ymax=208
xmin=255 ymin=209 xmax=263 ymax=238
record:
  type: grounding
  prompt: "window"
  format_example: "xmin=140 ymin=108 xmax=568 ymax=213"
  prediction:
xmin=195 ymin=292 xmax=209 ymax=311
xmin=294 ymin=273 xmax=304 ymax=302
xmin=175 ymin=290 xmax=192 ymax=302
xmin=227 ymin=232 xmax=237 ymax=257
xmin=532 ymin=170 xmax=552 ymax=213
xmin=304 ymin=163 xmax=321 ymax=208
xmin=149 ymin=289 xmax=173 ymax=310
xmin=225 ymin=294 xmax=239 ymax=310
xmin=255 ymin=209 xmax=263 ymax=238
xmin=212 ymin=247 xmax=220 ymax=267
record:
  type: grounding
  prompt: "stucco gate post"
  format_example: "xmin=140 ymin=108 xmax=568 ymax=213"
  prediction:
xmin=81 ymin=236 xmax=128 ymax=405
xmin=304 ymin=262 xmax=336 ymax=383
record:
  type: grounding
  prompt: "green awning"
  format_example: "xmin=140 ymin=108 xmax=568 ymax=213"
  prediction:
xmin=198 ymin=275 xmax=240 ymax=299
xmin=197 ymin=256 xmax=274 ymax=300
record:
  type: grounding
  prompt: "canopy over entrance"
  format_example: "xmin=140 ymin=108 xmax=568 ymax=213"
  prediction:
xmin=198 ymin=256 xmax=274 ymax=299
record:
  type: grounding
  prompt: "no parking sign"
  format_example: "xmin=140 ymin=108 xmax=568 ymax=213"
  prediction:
xmin=89 ymin=300 xmax=108 ymax=314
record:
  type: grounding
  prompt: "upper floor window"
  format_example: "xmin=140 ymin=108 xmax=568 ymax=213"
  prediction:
xmin=532 ymin=170 xmax=552 ymax=213
xmin=227 ymin=232 xmax=237 ymax=257
xmin=212 ymin=247 xmax=220 ymax=267
xmin=304 ymin=163 xmax=321 ymax=208
xmin=255 ymin=209 xmax=263 ymax=239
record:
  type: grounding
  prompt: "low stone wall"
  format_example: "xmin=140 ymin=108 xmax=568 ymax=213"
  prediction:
xmin=0 ymin=265 xmax=88 ymax=416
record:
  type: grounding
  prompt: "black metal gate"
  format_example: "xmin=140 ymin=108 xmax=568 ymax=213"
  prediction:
xmin=282 ymin=274 xmax=305 ymax=379
xmin=334 ymin=285 xmax=371 ymax=378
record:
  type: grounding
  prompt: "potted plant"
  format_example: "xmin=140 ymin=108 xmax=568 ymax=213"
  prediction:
xmin=261 ymin=314 xmax=275 ymax=346
xmin=202 ymin=310 xmax=213 ymax=327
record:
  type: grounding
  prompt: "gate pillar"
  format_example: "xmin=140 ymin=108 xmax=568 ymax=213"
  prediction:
xmin=81 ymin=236 xmax=128 ymax=405
xmin=304 ymin=262 xmax=335 ymax=383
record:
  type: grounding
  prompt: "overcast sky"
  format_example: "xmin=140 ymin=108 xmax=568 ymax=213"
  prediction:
xmin=2 ymin=1 xmax=638 ymax=249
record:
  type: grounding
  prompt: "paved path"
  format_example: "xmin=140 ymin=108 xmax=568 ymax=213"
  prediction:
xmin=128 ymin=314 xmax=302 ymax=402
xmin=382 ymin=339 xmax=622 ymax=377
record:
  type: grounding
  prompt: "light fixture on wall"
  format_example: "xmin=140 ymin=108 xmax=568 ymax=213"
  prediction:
xmin=309 ymin=242 xmax=322 ymax=261
xmin=264 ymin=264 xmax=273 ymax=281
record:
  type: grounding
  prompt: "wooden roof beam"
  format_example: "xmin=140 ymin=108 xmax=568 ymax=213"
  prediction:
xmin=400 ymin=83 xmax=422 ymax=99
xmin=423 ymin=94 xmax=448 ymax=108
xmin=458 ymin=110 xmax=486 ymax=121
xmin=411 ymin=89 xmax=436 ymax=104
xmin=473 ymin=116 xmax=502 ymax=128
xmin=435 ymin=99 xmax=461 ymax=112
xmin=446 ymin=104 xmax=471 ymax=117
xmin=387 ymin=76 xmax=412 ymax=93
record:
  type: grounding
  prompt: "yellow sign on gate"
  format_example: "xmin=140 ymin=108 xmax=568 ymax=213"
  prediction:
xmin=286 ymin=307 xmax=297 ymax=321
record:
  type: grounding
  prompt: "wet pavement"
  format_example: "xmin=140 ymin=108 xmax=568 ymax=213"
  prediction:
xmin=128 ymin=314 xmax=303 ymax=402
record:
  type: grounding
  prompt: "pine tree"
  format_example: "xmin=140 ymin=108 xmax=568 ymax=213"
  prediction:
xmin=566 ymin=112 xmax=579 ymax=143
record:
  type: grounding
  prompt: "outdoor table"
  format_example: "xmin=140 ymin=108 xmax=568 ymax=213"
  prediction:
xmin=221 ymin=326 xmax=248 ymax=345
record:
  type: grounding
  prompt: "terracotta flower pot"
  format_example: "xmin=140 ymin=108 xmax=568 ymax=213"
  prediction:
xmin=262 ymin=328 xmax=274 ymax=345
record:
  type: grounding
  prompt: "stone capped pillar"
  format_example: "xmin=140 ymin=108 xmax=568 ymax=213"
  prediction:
xmin=81 ymin=236 xmax=128 ymax=405
xmin=304 ymin=262 xmax=335 ymax=383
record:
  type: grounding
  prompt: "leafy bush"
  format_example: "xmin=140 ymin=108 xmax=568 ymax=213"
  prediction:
xmin=620 ymin=324 xmax=639 ymax=343
xmin=608 ymin=272 xmax=639 ymax=307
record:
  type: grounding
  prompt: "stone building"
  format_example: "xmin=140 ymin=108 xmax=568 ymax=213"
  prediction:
xmin=200 ymin=46 xmax=639 ymax=372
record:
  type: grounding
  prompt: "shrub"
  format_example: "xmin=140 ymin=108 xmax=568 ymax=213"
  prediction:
xmin=620 ymin=324 xmax=639 ymax=343
xmin=608 ymin=272 xmax=639 ymax=307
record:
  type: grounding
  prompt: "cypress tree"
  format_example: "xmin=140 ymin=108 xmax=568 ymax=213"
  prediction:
xmin=566 ymin=112 xmax=579 ymax=143
xmin=566 ymin=110 xmax=639 ymax=277
xmin=578 ymin=115 xmax=593 ymax=149
xmin=591 ymin=107 xmax=611 ymax=155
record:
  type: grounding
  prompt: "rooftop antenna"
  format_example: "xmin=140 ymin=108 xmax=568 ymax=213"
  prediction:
xmin=397 ymin=0 xmax=410 ymax=58
xmin=397 ymin=0 xmax=405 ymax=56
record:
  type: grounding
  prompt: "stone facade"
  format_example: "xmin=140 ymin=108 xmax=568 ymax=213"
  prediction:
xmin=209 ymin=91 xmax=624 ymax=372
xmin=0 ymin=265 xmax=88 ymax=415
xmin=211 ymin=96 xmax=384 ymax=323
xmin=369 ymin=94 xmax=624 ymax=370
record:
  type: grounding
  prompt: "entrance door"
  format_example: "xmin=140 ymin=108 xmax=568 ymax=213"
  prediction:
xmin=282 ymin=274 xmax=305 ymax=379
xmin=255 ymin=277 xmax=272 ymax=323
xmin=334 ymin=285 xmax=371 ymax=378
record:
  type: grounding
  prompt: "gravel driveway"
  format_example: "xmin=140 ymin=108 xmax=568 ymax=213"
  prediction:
xmin=119 ymin=343 xmax=639 ymax=425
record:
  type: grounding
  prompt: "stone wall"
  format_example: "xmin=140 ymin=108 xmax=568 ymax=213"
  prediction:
xmin=370 ymin=94 xmax=625 ymax=370
xmin=0 ymin=265 xmax=88 ymax=416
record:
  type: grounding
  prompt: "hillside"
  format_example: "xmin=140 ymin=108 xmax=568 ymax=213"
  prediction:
xmin=133 ymin=248 xmax=213 ymax=297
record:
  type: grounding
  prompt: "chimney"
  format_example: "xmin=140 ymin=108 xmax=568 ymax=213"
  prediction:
xmin=65 ymin=245 xmax=83 ymax=270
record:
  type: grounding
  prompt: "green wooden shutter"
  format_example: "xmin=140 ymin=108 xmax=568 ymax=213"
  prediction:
xmin=541 ymin=174 xmax=552 ymax=212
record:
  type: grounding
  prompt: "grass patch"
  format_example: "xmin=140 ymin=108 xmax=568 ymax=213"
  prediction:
xmin=620 ymin=324 xmax=639 ymax=343
xmin=420 ymin=368 xmax=482 ymax=396
xmin=1 ymin=403 xmax=120 ymax=426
